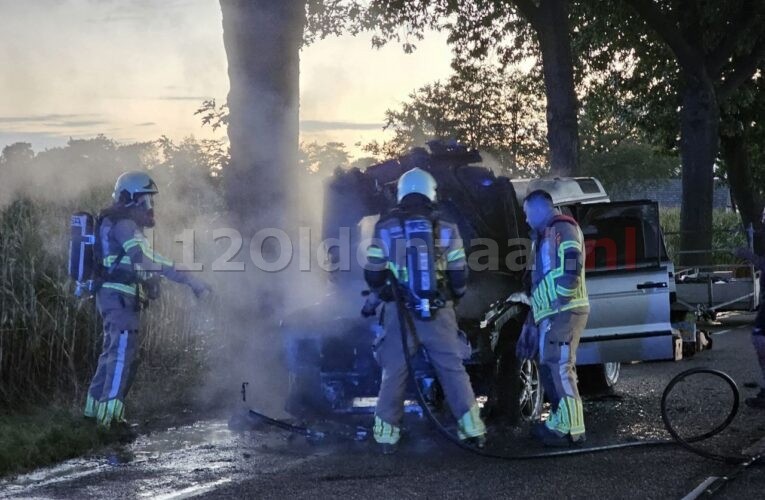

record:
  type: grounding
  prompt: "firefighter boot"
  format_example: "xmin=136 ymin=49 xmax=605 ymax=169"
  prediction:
xmin=373 ymin=415 xmax=401 ymax=455
xmin=83 ymin=395 xmax=99 ymax=420
xmin=537 ymin=397 xmax=586 ymax=447
xmin=457 ymin=403 xmax=487 ymax=448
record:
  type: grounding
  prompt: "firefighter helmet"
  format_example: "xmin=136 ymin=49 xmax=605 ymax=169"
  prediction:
xmin=112 ymin=171 xmax=159 ymax=205
xmin=397 ymin=167 xmax=437 ymax=203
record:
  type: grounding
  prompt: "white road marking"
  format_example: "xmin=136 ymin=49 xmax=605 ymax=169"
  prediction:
xmin=0 ymin=462 xmax=110 ymax=497
xmin=147 ymin=478 xmax=234 ymax=500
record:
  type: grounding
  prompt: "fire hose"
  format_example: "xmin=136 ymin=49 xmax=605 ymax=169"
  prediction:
xmin=242 ymin=278 xmax=763 ymax=489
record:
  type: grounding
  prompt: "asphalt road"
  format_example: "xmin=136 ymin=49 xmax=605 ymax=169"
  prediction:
xmin=2 ymin=313 xmax=765 ymax=499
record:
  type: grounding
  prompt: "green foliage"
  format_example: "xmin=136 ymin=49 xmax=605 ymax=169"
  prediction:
xmin=0 ymin=142 xmax=34 ymax=166
xmin=573 ymin=2 xmax=681 ymax=151
xmin=581 ymin=141 xmax=679 ymax=195
xmin=306 ymin=1 xmax=536 ymax=66
xmin=365 ymin=61 xmax=548 ymax=177
xmin=660 ymin=207 xmax=747 ymax=265
xmin=0 ymin=406 xmax=112 ymax=477
xmin=575 ymin=0 xmax=765 ymax=149
xmin=719 ymin=76 xmax=765 ymax=200
xmin=304 ymin=0 xmax=365 ymax=45
xmin=299 ymin=141 xmax=351 ymax=173
xmin=194 ymin=99 xmax=229 ymax=132
xmin=196 ymin=98 xmax=368 ymax=177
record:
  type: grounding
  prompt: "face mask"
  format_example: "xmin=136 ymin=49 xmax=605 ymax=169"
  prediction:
xmin=136 ymin=194 xmax=154 ymax=210
xmin=131 ymin=194 xmax=156 ymax=227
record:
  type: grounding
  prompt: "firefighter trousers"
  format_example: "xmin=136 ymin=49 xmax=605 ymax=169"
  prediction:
xmin=538 ymin=308 xmax=589 ymax=437
xmin=374 ymin=302 xmax=479 ymax=432
xmin=85 ymin=290 xmax=141 ymax=427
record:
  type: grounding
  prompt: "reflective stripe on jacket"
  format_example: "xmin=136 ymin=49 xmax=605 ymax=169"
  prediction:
xmin=100 ymin=214 xmax=188 ymax=296
xmin=530 ymin=215 xmax=589 ymax=324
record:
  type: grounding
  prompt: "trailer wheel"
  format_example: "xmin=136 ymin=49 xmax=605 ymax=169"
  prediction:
xmin=578 ymin=362 xmax=621 ymax=395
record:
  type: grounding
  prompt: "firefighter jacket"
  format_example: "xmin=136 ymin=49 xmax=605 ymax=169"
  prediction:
xmin=364 ymin=202 xmax=467 ymax=301
xmin=530 ymin=215 xmax=590 ymax=324
xmin=99 ymin=210 xmax=192 ymax=297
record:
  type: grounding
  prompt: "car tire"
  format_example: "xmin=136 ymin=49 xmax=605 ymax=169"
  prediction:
xmin=578 ymin=362 xmax=621 ymax=395
xmin=494 ymin=345 xmax=544 ymax=425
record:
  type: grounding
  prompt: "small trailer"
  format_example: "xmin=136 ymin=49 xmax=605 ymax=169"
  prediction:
xmin=667 ymin=225 xmax=759 ymax=321
xmin=674 ymin=263 xmax=760 ymax=319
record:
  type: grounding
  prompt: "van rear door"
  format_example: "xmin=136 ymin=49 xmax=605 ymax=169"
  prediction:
xmin=572 ymin=200 xmax=674 ymax=363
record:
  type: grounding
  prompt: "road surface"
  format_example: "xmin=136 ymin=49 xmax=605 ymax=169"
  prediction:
xmin=2 ymin=313 xmax=764 ymax=499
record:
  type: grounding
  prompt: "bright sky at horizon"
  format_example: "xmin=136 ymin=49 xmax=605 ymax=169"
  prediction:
xmin=0 ymin=0 xmax=454 ymax=157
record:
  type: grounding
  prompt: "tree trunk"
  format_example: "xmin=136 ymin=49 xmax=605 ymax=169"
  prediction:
xmin=220 ymin=0 xmax=305 ymax=308
xmin=678 ymin=73 xmax=718 ymax=267
xmin=214 ymin=0 xmax=305 ymax=410
xmin=533 ymin=0 xmax=580 ymax=177
xmin=220 ymin=0 xmax=305 ymax=228
xmin=722 ymin=132 xmax=763 ymax=253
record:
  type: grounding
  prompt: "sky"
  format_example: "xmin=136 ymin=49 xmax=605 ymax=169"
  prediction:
xmin=0 ymin=0 xmax=454 ymax=157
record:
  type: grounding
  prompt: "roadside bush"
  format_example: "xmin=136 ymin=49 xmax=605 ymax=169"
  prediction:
xmin=660 ymin=207 xmax=748 ymax=266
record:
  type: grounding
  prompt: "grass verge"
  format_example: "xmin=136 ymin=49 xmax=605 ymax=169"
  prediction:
xmin=0 ymin=405 xmax=118 ymax=478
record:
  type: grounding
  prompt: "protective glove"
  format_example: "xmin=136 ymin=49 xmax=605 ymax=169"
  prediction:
xmin=515 ymin=314 xmax=539 ymax=360
xmin=361 ymin=292 xmax=381 ymax=318
xmin=187 ymin=276 xmax=212 ymax=299
xmin=144 ymin=274 xmax=162 ymax=300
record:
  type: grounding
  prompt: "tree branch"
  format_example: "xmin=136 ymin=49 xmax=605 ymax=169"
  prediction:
xmin=706 ymin=0 xmax=758 ymax=76
xmin=717 ymin=36 xmax=765 ymax=99
xmin=623 ymin=0 xmax=704 ymax=75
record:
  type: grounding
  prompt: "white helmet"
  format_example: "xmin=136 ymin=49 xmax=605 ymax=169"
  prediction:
xmin=397 ymin=167 xmax=437 ymax=203
xmin=112 ymin=171 xmax=158 ymax=205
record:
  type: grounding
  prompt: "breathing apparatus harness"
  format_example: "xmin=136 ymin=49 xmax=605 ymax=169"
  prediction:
xmin=394 ymin=213 xmax=450 ymax=320
xmin=69 ymin=208 xmax=133 ymax=297
xmin=68 ymin=205 xmax=159 ymax=309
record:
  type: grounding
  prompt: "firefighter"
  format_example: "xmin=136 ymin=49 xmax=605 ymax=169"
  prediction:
xmin=523 ymin=189 xmax=589 ymax=447
xmin=361 ymin=167 xmax=486 ymax=454
xmin=733 ymin=207 xmax=765 ymax=409
xmin=83 ymin=171 xmax=211 ymax=429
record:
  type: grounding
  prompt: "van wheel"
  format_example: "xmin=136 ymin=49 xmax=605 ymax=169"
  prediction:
xmin=494 ymin=346 xmax=544 ymax=425
xmin=578 ymin=362 xmax=621 ymax=395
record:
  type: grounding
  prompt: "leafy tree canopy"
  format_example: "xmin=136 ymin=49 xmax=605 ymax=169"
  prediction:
xmin=363 ymin=61 xmax=548 ymax=177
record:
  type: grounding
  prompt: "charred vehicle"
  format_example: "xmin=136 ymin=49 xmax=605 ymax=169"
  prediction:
xmin=283 ymin=142 xmax=675 ymax=423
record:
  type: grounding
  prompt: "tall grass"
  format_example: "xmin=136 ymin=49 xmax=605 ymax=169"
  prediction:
xmin=0 ymin=198 xmax=94 ymax=405
xmin=0 ymin=192 xmax=216 ymax=412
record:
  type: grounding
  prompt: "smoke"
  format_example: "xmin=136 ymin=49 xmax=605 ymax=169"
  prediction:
xmin=0 ymin=141 xmax=122 ymax=209
xmin=188 ymin=163 xmax=355 ymax=418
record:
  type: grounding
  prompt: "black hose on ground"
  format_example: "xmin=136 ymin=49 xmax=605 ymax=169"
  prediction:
xmin=390 ymin=281 xmax=673 ymax=459
xmin=241 ymin=281 xmax=756 ymax=463
xmin=389 ymin=277 xmax=756 ymax=462
xmin=660 ymin=367 xmax=750 ymax=465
